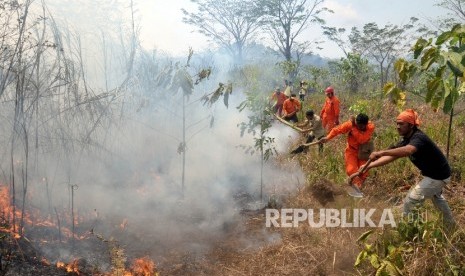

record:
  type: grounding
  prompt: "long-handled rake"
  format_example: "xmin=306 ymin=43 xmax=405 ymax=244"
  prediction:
xmin=273 ymin=113 xmax=304 ymax=132
xmin=346 ymin=158 xmax=373 ymax=198
xmin=290 ymin=140 xmax=321 ymax=154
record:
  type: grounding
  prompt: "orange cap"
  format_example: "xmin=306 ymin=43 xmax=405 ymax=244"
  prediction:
xmin=397 ymin=109 xmax=420 ymax=126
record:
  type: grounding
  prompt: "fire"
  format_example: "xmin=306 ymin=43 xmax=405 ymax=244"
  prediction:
xmin=1 ymin=184 xmax=159 ymax=275
xmin=0 ymin=185 xmax=23 ymax=235
xmin=56 ymin=261 xmax=65 ymax=267
xmin=0 ymin=186 xmax=10 ymax=212
xmin=0 ymin=185 xmax=49 ymax=232
xmin=56 ymin=259 xmax=80 ymax=274
xmin=130 ymin=257 xmax=157 ymax=276
xmin=0 ymin=185 xmax=89 ymax=241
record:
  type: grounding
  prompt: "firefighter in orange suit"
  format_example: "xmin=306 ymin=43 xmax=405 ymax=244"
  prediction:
xmin=270 ymin=87 xmax=287 ymax=116
xmin=319 ymin=114 xmax=375 ymax=188
xmin=320 ymin=86 xmax=340 ymax=132
xmin=282 ymin=94 xmax=301 ymax=123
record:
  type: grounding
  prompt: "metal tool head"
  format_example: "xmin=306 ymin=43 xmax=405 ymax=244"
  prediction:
xmin=347 ymin=185 xmax=364 ymax=198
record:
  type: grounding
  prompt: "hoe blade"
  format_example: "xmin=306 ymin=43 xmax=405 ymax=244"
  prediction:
xmin=347 ymin=185 xmax=364 ymax=198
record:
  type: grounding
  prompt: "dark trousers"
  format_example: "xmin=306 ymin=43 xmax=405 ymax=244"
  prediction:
xmin=284 ymin=114 xmax=298 ymax=123
xmin=291 ymin=135 xmax=324 ymax=154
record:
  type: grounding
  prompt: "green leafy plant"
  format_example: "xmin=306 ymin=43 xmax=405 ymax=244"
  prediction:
xmin=237 ymin=66 xmax=277 ymax=201
xmin=355 ymin=206 xmax=465 ymax=275
xmin=385 ymin=24 xmax=465 ymax=158
xmin=348 ymin=100 xmax=369 ymax=115
xmin=355 ymin=229 xmax=407 ymax=276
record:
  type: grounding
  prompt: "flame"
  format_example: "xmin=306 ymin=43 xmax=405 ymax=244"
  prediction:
xmin=130 ymin=257 xmax=157 ymax=276
xmin=0 ymin=185 xmax=23 ymax=235
xmin=0 ymin=184 xmax=92 ymax=241
xmin=0 ymin=185 xmax=46 ymax=231
xmin=56 ymin=261 xmax=65 ymax=268
xmin=0 ymin=186 xmax=10 ymax=211
xmin=56 ymin=259 xmax=81 ymax=274
xmin=1 ymin=184 xmax=159 ymax=275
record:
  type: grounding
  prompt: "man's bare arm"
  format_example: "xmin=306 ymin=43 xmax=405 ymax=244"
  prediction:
xmin=367 ymin=144 xmax=416 ymax=169
xmin=367 ymin=155 xmax=398 ymax=169
xmin=370 ymin=145 xmax=416 ymax=159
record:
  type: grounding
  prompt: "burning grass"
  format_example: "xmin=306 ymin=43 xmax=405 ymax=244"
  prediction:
xmin=0 ymin=183 xmax=161 ymax=276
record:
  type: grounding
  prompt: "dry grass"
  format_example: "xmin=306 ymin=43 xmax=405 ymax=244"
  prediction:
xmin=158 ymin=182 xmax=407 ymax=275
xmin=158 ymin=99 xmax=465 ymax=275
xmin=203 ymin=187 xmax=370 ymax=276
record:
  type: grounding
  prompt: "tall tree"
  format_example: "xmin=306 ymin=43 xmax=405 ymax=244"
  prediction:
xmin=349 ymin=18 xmax=419 ymax=90
xmin=299 ymin=65 xmax=330 ymax=92
xmin=182 ymin=0 xmax=263 ymax=66
xmin=322 ymin=26 xmax=351 ymax=57
xmin=323 ymin=26 xmax=372 ymax=93
xmin=330 ymin=53 xmax=371 ymax=94
xmin=437 ymin=0 xmax=465 ymax=22
xmin=260 ymin=0 xmax=328 ymax=78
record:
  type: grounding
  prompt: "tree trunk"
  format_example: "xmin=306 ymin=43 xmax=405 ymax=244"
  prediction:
xmin=182 ymin=93 xmax=186 ymax=197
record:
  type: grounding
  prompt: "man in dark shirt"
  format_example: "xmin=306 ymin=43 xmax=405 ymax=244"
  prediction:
xmin=359 ymin=109 xmax=455 ymax=227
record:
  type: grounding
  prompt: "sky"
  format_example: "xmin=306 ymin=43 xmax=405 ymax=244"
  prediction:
xmin=139 ymin=0 xmax=449 ymax=59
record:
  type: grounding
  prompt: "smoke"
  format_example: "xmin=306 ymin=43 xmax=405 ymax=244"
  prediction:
xmin=0 ymin=0 xmax=306 ymax=267
xmin=10 ymin=68 xmax=305 ymax=263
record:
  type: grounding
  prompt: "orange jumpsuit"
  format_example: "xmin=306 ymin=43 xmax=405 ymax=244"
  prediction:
xmin=326 ymin=120 xmax=375 ymax=188
xmin=271 ymin=91 xmax=287 ymax=116
xmin=282 ymin=98 xmax=301 ymax=117
xmin=320 ymin=96 xmax=340 ymax=132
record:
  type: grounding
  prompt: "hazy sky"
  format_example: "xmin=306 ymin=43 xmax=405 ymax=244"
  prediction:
xmin=140 ymin=0 xmax=448 ymax=59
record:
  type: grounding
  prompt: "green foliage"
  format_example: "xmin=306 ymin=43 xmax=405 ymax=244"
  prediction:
xmin=385 ymin=24 xmax=465 ymax=158
xmin=354 ymin=213 xmax=414 ymax=275
xmin=277 ymin=60 xmax=299 ymax=81
xmin=236 ymin=66 xmax=277 ymax=162
xmin=389 ymin=24 xmax=465 ymax=114
xmin=355 ymin=207 xmax=465 ymax=275
xmin=349 ymin=18 xmax=419 ymax=89
xmin=304 ymin=144 xmax=344 ymax=184
xmin=201 ymin=82 xmax=233 ymax=107
xmin=383 ymin=82 xmax=406 ymax=111
xmin=158 ymin=49 xmax=232 ymax=108
xmin=394 ymin=58 xmax=417 ymax=85
xmin=333 ymin=53 xmax=370 ymax=94
xmin=171 ymin=68 xmax=194 ymax=96
xmin=348 ymin=100 xmax=369 ymax=115
xmin=355 ymin=229 xmax=406 ymax=276
xmin=298 ymin=65 xmax=330 ymax=92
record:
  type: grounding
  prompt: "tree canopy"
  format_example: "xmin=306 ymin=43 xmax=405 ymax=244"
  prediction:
xmin=182 ymin=0 xmax=263 ymax=66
